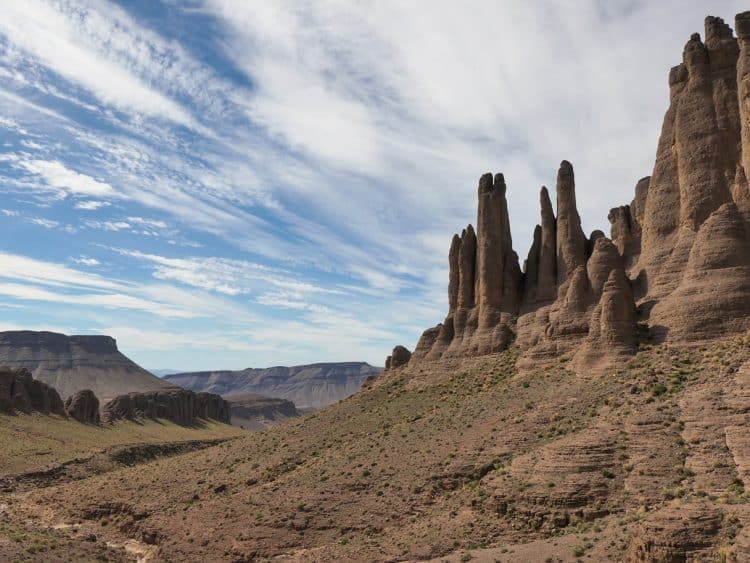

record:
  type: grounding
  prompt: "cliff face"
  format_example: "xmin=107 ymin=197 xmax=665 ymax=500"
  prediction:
xmin=0 ymin=331 xmax=174 ymax=401
xmin=101 ymin=389 xmax=230 ymax=425
xmin=0 ymin=368 xmax=65 ymax=416
xmin=164 ymin=362 xmax=381 ymax=410
xmin=395 ymin=13 xmax=750 ymax=373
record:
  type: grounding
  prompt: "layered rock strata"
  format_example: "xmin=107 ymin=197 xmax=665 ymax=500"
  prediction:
xmin=391 ymin=13 xmax=750 ymax=370
xmin=101 ymin=389 xmax=230 ymax=425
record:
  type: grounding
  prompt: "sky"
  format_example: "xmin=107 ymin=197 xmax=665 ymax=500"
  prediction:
xmin=0 ymin=0 xmax=745 ymax=371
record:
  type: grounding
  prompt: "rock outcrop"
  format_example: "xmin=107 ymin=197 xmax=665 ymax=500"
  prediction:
xmin=0 ymin=367 xmax=65 ymax=416
xmin=101 ymin=388 xmax=230 ymax=425
xmin=395 ymin=12 xmax=750 ymax=372
xmin=572 ymin=269 xmax=638 ymax=371
xmin=64 ymin=389 xmax=101 ymax=424
xmin=0 ymin=331 xmax=175 ymax=401
xmin=389 ymin=345 xmax=412 ymax=369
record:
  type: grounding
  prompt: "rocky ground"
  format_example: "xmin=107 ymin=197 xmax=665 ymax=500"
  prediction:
xmin=3 ymin=332 xmax=750 ymax=561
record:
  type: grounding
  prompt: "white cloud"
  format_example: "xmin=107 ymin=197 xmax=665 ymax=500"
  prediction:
xmin=75 ymin=200 xmax=110 ymax=211
xmin=85 ymin=220 xmax=131 ymax=231
xmin=1 ymin=209 xmax=19 ymax=217
xmin=126 ymin=217 xmax=168 ymax=229
xmin=0 ymin=0 xmax=198 ymax=129
xmin=19 ymin=159 xmax=116 ymax=197
xmin=116 ymin=249 xmax=339 ymax=297
xmin=72 ymin=256 xmax=100 ymax=267
xmin=30 ymin=217 xmax=59 ymax=229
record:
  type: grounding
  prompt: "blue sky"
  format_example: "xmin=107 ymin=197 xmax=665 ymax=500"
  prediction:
xmin=0 ymin=0 xmax=745 ymax=370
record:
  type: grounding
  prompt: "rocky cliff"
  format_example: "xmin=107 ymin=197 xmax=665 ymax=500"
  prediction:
xmin=164 ymin=362 xmax=381 ymax=410
xmin=396 ymin=13 xmax=750 ymax=373
xmin=101 ymin=388 xmax=230 ymax=425
xmin=0 ymin=331 xmax=176 ymax=401
xmin=0 ymin=367 xmax=65 ymax=416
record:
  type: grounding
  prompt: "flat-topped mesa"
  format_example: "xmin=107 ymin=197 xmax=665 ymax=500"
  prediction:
xmin=555 ymin=161 xmax=587 ymax=286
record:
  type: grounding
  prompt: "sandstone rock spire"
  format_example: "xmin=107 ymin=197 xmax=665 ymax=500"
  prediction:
xmin=572 ymin=268 xmax=638 ymax=372
xmin=522 ymin=225 xmax=542 ymax=304
xmin=586 ymin=237 xmax=622 ymax=301
xmin=538 ymin=186 xmax=557 ymax=302
xmin=457 ymin=226 xmax=476 ymax=309
xmin=737 ymin=12 xmax=750 ymax=199
xmin=476 ymin=173 xmax=509 ymax=324
xmin=448 ymin=234 xmax=460 ymax=313
xmin=678 ymin=32 xmax=732 ymax=230
xmin=555 ymin=161 xmax=586 ymax=285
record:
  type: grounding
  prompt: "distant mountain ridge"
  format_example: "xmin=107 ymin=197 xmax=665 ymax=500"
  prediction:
xmin=164 ymin=362 xmax=382 ymax=409
xmin=0 ymin=331 xmax=175 ymax=401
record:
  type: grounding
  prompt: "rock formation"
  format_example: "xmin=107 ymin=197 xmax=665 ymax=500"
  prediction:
xmin=64 ymin=389 xmax=101 ymax=424
xmin=0 ymin=368 xmax=65 ymax=416
xmin=571 ymin=269 xmax=638 ymax=371
xmin=389 ymin=345 xmax=412 ymax=369
xmin=393 ymin=12 xmax=750 ymax=372
xmin=0 ymin=331 xmax=175 ymax=401
xmin=101 ymin=388 xmax=230 ymax=425
xmin=555 ymin=161 xmax=587 ymax=285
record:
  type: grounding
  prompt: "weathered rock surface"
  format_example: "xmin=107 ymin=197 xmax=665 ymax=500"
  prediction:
xmin=555 ymin=161 xmax=587 ymax=285
xmin=0 ymin=368 xmax=65 ymax=416
xmin=101 ymin=389 xmax=230 ymax=425
xmin=64 ymin=390 xmax=101 ymax=424
xmin=0 ymin=331 xmax=174 ymax=401
xmin=572 ymin=269 xmax=638 ymax=371
xmin=389 ymin=345 xmax=412 ymax=369
xmin=625 ymin=504 xmax=722 ymax=562
xmin=165 ymin=362 xmax=381 ymax=410
xmin=398 ymin=13 xmax=750 ymax=370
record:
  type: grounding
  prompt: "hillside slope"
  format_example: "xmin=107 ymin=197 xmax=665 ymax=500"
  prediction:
xmin=165 ymin=362 xmax=381 ymax=409
xmin=0 ymin=331 xmax=175 ymax=401
xmin=13 ymin=333 xmax=750 ymax=561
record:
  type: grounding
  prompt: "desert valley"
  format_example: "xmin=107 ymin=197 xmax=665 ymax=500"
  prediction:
xmin=4 ymin=4 xmax=750 ymax=563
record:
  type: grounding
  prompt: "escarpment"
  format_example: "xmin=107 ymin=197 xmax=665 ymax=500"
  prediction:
xmin=391 ymin=13 xmax=750 ymax=371
xmin=101 ymin=388 xmax=230 ymax=425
